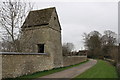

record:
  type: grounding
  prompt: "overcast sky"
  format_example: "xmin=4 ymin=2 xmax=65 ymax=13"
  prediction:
xmin=0 ymin=0 xmax=119 ymax=50
xmin=31 ymin=1 xmax=118 ymax=50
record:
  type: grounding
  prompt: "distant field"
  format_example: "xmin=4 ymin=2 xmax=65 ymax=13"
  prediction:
xmin=75 ymin=60 xmax=118 ymax=78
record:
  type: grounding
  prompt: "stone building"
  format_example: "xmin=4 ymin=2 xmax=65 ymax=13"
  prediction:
xmin=1 ymin=7 xmax=87 ymax=78
xmin=20 ymin=7 xmax=63 ymax=68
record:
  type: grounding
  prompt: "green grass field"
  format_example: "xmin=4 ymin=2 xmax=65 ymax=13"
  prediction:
xmin=75 ymin=60 xmax=118 ymax=78
xmin=4 ymin=60 xmax=88 ymax=80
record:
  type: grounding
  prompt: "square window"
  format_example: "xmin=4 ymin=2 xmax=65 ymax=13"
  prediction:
xmin=37 ymin=44 xmax=44 ymax=53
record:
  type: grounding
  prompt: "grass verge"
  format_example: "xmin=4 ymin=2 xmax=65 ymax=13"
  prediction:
xmin=74 ymin=60 xmax=118 ymax=78
xmin=3 ymin=60 xmax=88 ymax=80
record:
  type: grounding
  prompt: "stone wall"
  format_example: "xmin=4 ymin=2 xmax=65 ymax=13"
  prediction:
xmin=63 ymin=56 xmax=87 ymax=67
xmin=2 ymin=53 xmax=54 ymax=78
xmin=1 ymin=54 xmax=87 ymax=79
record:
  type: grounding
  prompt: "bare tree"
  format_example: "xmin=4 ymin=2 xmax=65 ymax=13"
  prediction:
xmin=101 ymin=30 xmax=117 ymax=59
xmin=83 ymin=31 xmax=102 ymax=58
xmin=62 ymin=43 xmax=74 ymax=56
xmin=83 ymin=30 xmax=118 ymax=59
xmin=0 ymin=0 xmax=33 ymax=51
xmin=102 ymin=30 xmax=117 ymax=45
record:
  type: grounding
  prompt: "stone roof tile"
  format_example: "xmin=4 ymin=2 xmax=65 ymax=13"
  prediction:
xmin=22 ymin=7 xmax=55 ymax=28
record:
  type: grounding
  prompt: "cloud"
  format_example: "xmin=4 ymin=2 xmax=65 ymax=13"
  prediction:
xmin=1 ymin=1 xmax=117 ymax=50
xmin=33 ymin=2 xmax=118 ymax=50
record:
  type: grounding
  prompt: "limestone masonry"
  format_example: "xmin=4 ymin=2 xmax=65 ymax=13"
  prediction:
xmin=1 ymin=7 xmax=87 ymax=78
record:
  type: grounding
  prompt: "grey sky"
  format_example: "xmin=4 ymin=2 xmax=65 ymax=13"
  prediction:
xmin=32 ymin=1 xmax=118 ymax=50
xmin=0 ymin=0 xmax=118 ymax=50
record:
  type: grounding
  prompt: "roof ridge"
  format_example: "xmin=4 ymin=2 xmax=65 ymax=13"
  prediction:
xmin=31 ymin=7 xmax=56 ymax=12
xmin=22 ymin=7 xmax=56 ymax=28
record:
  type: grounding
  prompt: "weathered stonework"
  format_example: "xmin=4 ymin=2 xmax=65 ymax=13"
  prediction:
xmin=1 ymin=7 xmax=87 ymax=78
xmin=20 ymin=7 xmax=63 ymax=68
xmin=2 ymin=54 xmax=53 ymax=78
xmin=1 ymin=54 xmax=87 ymax=78
xmin=63 ymin=56 xmax=87 ymax=67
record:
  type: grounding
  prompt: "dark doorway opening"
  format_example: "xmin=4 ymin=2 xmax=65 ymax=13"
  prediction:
xmin=37 ymin=44 xmax=44 ymax=53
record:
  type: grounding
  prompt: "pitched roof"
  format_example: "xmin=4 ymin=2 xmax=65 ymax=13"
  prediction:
xmin=22 ymin=7 xmax=56 ymax=28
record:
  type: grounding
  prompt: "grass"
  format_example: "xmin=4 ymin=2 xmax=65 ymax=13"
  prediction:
xmin=75 ymin=60 xmax=118 ymax=78
xmin=3 ymin=60 xmax=88 ymax=80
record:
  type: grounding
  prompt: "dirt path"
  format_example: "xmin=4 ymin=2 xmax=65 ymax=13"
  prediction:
xmin=33 ymin=59 xmax=97 ymax=79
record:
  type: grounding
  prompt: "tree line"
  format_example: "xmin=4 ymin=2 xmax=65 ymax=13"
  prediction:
xmin=62 ymin=30 xmax=118 ymax=64
xmin=83 ymin=30 xmax=118 ymax=64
